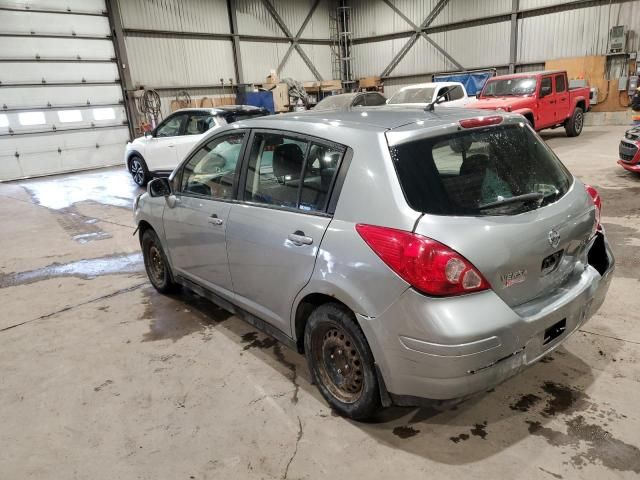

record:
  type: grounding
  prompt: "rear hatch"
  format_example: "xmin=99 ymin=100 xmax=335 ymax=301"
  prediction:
xmin=387 ymin=121 xmax=596 ymax=307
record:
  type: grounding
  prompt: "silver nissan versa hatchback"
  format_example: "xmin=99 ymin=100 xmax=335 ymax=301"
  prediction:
xmin=134 ymin=107 xmax=614 ymax=420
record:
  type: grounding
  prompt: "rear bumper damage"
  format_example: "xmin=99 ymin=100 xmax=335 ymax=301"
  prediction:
xmin=358 ymin=232 xmax=615 ymax=407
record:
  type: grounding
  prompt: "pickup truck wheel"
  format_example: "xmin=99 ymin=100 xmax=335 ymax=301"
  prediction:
xmin=565 ymin=107 xmax=584 ymax=137
xmin=142 ymin=229 xmax=178 ymax=293
xmin=129 ymin=155 xmax=150 ymax=187
xmin=304 ymin=303 xmax=380 ymax=420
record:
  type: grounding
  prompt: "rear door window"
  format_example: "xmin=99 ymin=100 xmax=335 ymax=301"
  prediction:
xmin=555 ymin=75 xmax=566 ymax=93
xmin=185 ymin=113 xmax=216 ymax=135
xmin=242 ymin=131 xmax=344 ymax=212
xmin=389 ymin=124 xmax=572 ymax=216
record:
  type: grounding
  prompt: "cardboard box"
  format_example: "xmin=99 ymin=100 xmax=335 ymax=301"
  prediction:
xmin=320 ymin=80 xmax=343 ymax=91
xmin=263 ymin=83 xmax=289 ymax=112
xmin=265 ymin=69 xmax=279 ymax=84
xmin=359 ymin=76 xmax=381 ymax=88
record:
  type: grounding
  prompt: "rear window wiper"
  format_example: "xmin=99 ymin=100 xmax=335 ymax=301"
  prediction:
xmin=478 ymin=192 xmax=544 ymax=211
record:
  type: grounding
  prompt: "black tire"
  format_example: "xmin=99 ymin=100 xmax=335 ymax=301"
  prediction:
xmin=141 ymin=229 xmax=178 ymax=293
xmin=304 ymin=303 xmax=380 ymax=420
xmin=129 ymin=155 xmax=150 ymax=186
xmin=564 ymin=107 xmax=584 ymax=137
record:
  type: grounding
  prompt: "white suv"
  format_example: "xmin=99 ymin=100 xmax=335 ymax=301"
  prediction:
xmin=125 ymin=106 xmax=268 ymax=185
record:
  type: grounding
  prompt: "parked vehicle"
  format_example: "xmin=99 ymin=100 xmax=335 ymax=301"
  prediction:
xmin=124 ymin=106 xmax=269 ymax=186
xmin=386 ymin=82 xmax=471 ymax=108
xmin=617 ymin=125 xmax=640 ymax=173
xmin=134 ymin=107 xmax=614 ymax=420
xmin=467 ymin=70 xmax=590 ymax=137
xmin=314 ymin=91 xmax=387 ymax=110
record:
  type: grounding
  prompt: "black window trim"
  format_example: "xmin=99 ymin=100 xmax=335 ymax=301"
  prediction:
xmin=555 ymin=74 xmax=566 ymax=93
xmin=174 ymin=128 xmax=251 ymax=203
xmin=236 ymin=127 xmax=348 ymax=217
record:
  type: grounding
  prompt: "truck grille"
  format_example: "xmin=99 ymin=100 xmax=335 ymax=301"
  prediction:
xmin=619 ymin=141 xmax=638 ymax=163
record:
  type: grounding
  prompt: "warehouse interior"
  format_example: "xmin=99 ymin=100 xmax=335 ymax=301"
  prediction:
xmin=1 ymin=0 xmax=640 ymax=478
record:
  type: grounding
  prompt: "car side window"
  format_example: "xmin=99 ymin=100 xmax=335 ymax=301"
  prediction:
xmin=243 ymin=132 xmax=344 ymax=212
xmin=180 ymin=132 xmax=245 ymax=200
xmin=185 ymin=114 xmax=215 ymax=135
xmin=540 ymin=76 xmax=553 ymax=94
xmin=555 ymin=75 xmax=566 ymax=93
xmin=156 ymin=114 xmax=186 ymax=137
xmin=448 ymin=85 xmax=464 ymax=100
xmin=365 ymin=93 xmax=386 ymax=106
xmin=352 ymin=95 xmax=365 ymax=107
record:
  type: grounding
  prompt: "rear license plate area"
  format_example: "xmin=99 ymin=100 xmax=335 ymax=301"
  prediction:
xmin=543 ymin=318 xmax=567 ymax=345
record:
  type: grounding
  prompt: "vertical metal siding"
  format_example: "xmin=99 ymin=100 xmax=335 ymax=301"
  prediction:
xmin=431 ymin=0 xmax=511 ymax=26
xmin=117 ymin=0 xmax=230 ymax=34
xmin=518 ymin=3 xmax=640 ymax=63
xmin=235 ymin=0 xmax=329 ymax=38
xmin=125 ymin=36 xmax=236 ymax=87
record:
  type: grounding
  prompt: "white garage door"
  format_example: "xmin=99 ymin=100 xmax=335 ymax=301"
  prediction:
xmin=0 ymin=0 xmax=130 ymax=181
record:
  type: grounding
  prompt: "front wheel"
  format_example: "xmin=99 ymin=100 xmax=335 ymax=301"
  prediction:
xmin=564 ymin=107 xmax=584 ymax=137
xmin=129 ymin=155 xmax=150 ymax=186
xmin=141 ymin=229 xmax=178 ymax=293
xmin=304 ymin=303 xmax=380 ymax=420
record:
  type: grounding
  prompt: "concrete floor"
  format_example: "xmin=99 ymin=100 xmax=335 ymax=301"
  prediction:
xmin=0 ymin=125 xmax=639 ymax=479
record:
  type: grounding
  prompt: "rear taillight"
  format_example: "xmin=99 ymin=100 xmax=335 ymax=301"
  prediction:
xmin=459 ymin=115 xmax=503 ymax=129
xmin=355 ymin=224 xmax=490 ymax=297
xmin=584 ymin=184 xmax=602 ymax=231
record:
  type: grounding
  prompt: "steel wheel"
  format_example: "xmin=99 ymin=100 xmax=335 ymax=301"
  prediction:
xmin=146 ymin=243 xmax=165 ymax=286
xmin=130 ymin=158 xmax=146 ymax=186
xmin=311 ymin=324 xmax=364 ymax=404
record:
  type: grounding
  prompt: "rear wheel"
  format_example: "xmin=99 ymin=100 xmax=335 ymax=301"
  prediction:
xmin=129 ymin=155 xmax=150 ymax=186
xmin=141 ymin=229 xmax=178 ymax=293
xmin=304 ymin=303 xmax=380 ymax=420
xmin=564 ymin=107 xmax=584 ymax=137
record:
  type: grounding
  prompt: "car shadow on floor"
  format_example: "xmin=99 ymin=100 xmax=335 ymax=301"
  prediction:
xmin=140 ymin=287 xmax=633 ymax=468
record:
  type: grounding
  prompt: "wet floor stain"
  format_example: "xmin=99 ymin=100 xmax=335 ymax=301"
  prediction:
xmin=241 ymin=331 xmax=278 ymax=350
xmin=55 ymin=205 xmax=112 ymax=244
xmin=0 ymin=252 xmax=144 ymax=288
xmin=510 ymin=393 xmax=542 ymax=412
xmin=392 ymin=425 xmax=420 ymax=439
xmin=470 ymin=421 xmax=488 ymax=440
xmin=538 ymin=467 xmax=563 ymax=479
xmin=449 ymin=433 xmax=470 ymax=443
xmin=600 ymin=222 xmax=640 ymax=279
xmin=141 ymin=288 xmax=232 ymax=342
xmin=540 ymin=382 xmax=586 ymax=417
xmin=20 ymin=170 xmax=142 ymax=210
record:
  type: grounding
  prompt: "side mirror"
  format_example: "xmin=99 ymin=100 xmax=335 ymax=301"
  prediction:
xmin=540 ymin=85 xmax=552 ymax=98
xmin=148 ymin=177 xmax=171 ymax=197
xmin=144 ymin=130 xmax=153 ymax=138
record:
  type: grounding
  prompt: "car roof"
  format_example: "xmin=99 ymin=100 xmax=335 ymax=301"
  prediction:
xmin=398 ymin=82 xmax=462 ymax=91
xmin=172 ymin=105 xmax=265 ymax=115
xmin=487 ymin=70 xmax=565 ymax=80
xmin=234 ymin=105 xmax=514 ymax=134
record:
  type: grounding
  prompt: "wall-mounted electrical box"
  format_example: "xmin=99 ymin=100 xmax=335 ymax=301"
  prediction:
xmin=630 ymin=76 xmax=639 ymax=95
xmin=609 ymin=25 xmax=626 ymax=53
xmin=618 ymin=76 xmax=628 ymax=91
xmin=589 ymin=87 xmax=598 ymax=105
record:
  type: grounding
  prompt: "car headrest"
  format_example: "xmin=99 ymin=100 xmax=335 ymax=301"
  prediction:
xmin=273 ymin=143 xmax=303 ymax=180
xmin=459 ymin=154 xmax=490 ymax=176
xmin=196 ymin=119 xmax=210 ymax=133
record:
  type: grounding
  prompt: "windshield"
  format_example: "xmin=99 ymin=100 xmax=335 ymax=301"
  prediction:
xmin=482 ymin=77 xmax=537 ymax=97
xmin=315 ymin=95 xmax=355 ymax=110
xmin=388 ymin=87 xmax=436 ymax=105
xmin=389 ymin=124 xmax=572 ymax=216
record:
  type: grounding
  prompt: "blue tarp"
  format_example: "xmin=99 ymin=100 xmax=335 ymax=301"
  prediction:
xmin=433 ymin=72 xmax=494 ymax=96
xmin=236 ymin=91 xmax=275 ymax=114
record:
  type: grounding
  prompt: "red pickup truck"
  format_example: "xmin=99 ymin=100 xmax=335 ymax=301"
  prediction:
xmin=466 ymin=70 xmax=590 ymax=137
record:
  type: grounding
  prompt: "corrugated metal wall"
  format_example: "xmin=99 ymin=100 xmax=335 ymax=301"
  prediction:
xmin=351 ymin=0 xmax=640 ymax=95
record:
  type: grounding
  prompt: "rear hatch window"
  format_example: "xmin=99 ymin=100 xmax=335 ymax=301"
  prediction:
xmin=389 ymin=124 xmax=572 ymax=216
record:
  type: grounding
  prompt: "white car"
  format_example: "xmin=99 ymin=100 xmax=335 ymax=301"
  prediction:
xmin=386 ymin=82 xmax=471 ymax=108
xmin=125 ymin=106 xmax=268 ymax=186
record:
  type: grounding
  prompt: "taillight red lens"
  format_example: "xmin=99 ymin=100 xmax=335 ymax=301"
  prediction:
xmin=355 ymin=224 xmax=490 ymax=297
xmin=584 ymin=184 xmax=602 ymax=230
xmin=459 ymin=115 xmax=503 ymax=129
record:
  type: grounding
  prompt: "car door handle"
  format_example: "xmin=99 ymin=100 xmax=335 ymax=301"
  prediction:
xmin=288 ymin=231 xmax=313 ymax=246
xmin=208 ymin=214 xmax=223 ymax=226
